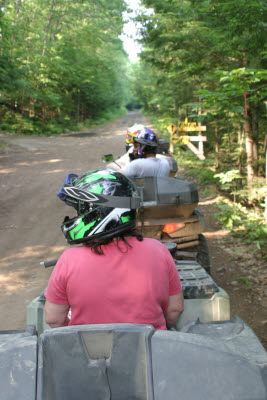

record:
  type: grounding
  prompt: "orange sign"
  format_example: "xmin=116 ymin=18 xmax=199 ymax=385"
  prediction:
xmin=163 ymin=222 xmax=186 ymax=234
xmin=163 ymin=223 xmax=178 ymax=234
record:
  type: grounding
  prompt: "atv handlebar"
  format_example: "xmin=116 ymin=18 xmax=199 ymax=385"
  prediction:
xmin=40 ymin=259 xmax=58 ymax=268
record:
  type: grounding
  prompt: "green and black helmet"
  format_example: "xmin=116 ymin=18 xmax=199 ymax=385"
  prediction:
xmin=57 ymin=169 xmax=140 ymax=245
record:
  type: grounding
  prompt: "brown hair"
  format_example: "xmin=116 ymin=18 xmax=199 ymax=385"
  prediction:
xmin=84 ymin=227 xmax=143 ymax=255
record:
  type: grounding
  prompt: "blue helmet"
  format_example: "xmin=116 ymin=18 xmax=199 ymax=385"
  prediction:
xmin=134 ymin=128 xmax=158 ymax=156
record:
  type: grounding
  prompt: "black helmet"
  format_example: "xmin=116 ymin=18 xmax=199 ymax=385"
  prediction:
xmin=57 ymin=169 xmax=140 ymax=245
xmin=134 ymin=128 xmax=158 ymax=156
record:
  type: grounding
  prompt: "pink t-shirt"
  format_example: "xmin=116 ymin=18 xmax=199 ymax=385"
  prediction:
xmin=45 ymin=237 xmax=182 ymax=330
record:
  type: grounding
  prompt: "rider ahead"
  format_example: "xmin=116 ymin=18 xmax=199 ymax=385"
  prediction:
xmin=45 ymin=169 xmax=184 ymax=330
xmin=121 ymin=128 xmax=170 ymax=177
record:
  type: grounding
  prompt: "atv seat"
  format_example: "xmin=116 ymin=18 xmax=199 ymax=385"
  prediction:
xmin=37 ymin=324 xmax=154 ymax=400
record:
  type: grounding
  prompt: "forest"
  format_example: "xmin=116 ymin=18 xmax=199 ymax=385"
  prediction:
xmin=0 ymin=0 xmax=131 ymax=133
xmin=0 ymin=0 xmax=266 ymax=249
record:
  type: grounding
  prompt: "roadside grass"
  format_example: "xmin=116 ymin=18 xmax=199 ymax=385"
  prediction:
xmin=0 ymin=106 xmax=128 ymax=136
xmin=75 ymin=106 xmax=127 ymax=132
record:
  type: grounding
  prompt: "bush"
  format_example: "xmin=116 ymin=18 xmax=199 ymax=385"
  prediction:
xmin=215 ymin=200 xmax=267 ymax=256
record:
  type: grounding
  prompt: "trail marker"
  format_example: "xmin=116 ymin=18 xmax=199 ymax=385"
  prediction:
xmin=168 ymin=117 xmax=207 ymax=160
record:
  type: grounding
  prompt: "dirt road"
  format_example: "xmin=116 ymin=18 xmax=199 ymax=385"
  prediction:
xmin=0 ymin=111 xmax=266 ymax=350
xmin=0 ymin=111 xmax=151 ymax=330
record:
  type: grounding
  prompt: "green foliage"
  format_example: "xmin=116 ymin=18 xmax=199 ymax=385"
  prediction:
xmin=0 ymin=107 xmax=35 ymax=134
xmin=215 ymin=202 xmax=243 ymax=229
xmin=148 ymin=111 xmax=267 ymax=254
xmin=214 ymin=170 xmax=243 ymax=192
xmin=134 ymin=0 xmax=267 ymax=257
xmin=76 ymin=106 xmax=127 ymax=131
xmin=134 ymin=0 xmax=266 ymax=208
xmin=239 ymin=277 xmax=251 ymax=289
xmin=0 ymin=0 xmax=130 ymax=134
xmin=198 ymin=68 xmax=267 ymax=120
xmin=215 ymin=200 xmax=267 ymax=255
xmin=173 ymin=146 xmax=219 ymax=186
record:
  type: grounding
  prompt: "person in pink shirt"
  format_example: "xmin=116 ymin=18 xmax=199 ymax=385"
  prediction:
xmin=45 ymin=169 xmax=184 ymax=330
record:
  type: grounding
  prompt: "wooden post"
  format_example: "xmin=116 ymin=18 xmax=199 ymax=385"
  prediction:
xmin=167 ymin=124 xmax=177 ymax=155
xmin=170 ymin=138 xmax=174 ymax=155
xmin=197 ymin=108 xmax=203 ymax=157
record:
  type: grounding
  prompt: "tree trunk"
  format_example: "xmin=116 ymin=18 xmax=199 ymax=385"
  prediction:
xmin=244 ymin=116 xmax=255 ymax=202
xmin=77 ymin=89 xmax=80 ymax=123
xmin=264 ymin=134 xmax=267 ymax=220
xmin=42 ymin=0 xmax=56 ymax=57
xmin=42 ymin=105 xmax=46 ymax=130
xmin=252 ymin=102 xmax=259 ymax=175
xmin=15 ymin=0 xmax=22 ymax=23
xmin=238 ymin=125 xmax=244 ymax=174
xmin=215 ymin=124 xmax=219 ymax=167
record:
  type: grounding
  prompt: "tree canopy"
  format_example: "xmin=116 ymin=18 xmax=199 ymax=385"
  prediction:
xmin=0 ymin=0 xmax=131 ymax=134
xmin=134 ymin=0 xmax=266 ymax=202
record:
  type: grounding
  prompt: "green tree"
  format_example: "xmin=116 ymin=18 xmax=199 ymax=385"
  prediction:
xmin=135 ymin=0 xmax=266 ymax=203
xmin=0 ymin=0 xmax=130 ymax=133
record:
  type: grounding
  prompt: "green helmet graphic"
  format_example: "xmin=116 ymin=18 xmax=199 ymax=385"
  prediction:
xmin=57 ymin=169 xmax=140 ymax=244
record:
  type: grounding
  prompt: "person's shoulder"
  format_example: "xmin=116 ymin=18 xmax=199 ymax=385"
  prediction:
xmin=123 ymin=158 xmax=143 ymax=171
xmin=160 ymin=157 xmax=170 ymax=165
xmin=131 ymin=158 xmax=144 ymax=165
xmin=143 ymin=238 xmax=173 ymax=260
xmin=62 ymin=245 xmax=89 ymax=257
xmin=142 ymin=237 xmax=167 ymax=250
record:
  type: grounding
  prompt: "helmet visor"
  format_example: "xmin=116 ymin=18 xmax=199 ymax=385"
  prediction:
xmin=57 ymin=173 xmax=79 ymax=200
xmin=59 ymin=184 xmax=140 ymax=209
xmin=126 ymin=132 xmax=136 ymax=144
xmin=62 ymin=207 xmax=136 ymax=244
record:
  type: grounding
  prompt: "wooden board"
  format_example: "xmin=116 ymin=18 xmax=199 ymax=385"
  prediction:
xmin=161 ymin=235 xmax=199 ymax=243
xmin=189 ymin=136 xmax=207 ymax=141
xmin=177 ymin=240 xmax=199 ymax=249
xmin=167 ymin=221 xmax=204 ymax=238
xmin=186 ymin=142 xmax=205 ymax=160
xmin=174 ymin=251 xmax=198 ymax=259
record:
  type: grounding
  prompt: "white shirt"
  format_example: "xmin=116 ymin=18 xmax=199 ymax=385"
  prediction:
xmin=122 ymin=156 xmax=170 ymax=177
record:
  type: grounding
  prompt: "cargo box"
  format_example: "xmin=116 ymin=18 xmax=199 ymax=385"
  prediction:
xmin=132 ymin=176 xmax=199 ymax=218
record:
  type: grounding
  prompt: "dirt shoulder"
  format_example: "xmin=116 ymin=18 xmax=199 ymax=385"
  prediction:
xmin=0 ymin=111 xmax=266 ymax=350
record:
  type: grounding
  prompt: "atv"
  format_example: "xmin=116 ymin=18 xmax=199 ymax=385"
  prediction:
xmin=103 ymin=152 xmax=210 ymax=273
xmin=1 ymin=246 xmax=267 ymax=400
xmin=2 ymin=320 xmax=267 ymax=400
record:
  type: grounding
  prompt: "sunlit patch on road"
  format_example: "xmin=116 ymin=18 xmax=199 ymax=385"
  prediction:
xmin=0 ymin=245 xmax=66 ymax=295
xmin=16 ymin=159 xmax=63 ymax=166
xmin=203 ymin=230 xmax=231 ymax=238
xmin=0 ymin=168 xmax=16 ymax=173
